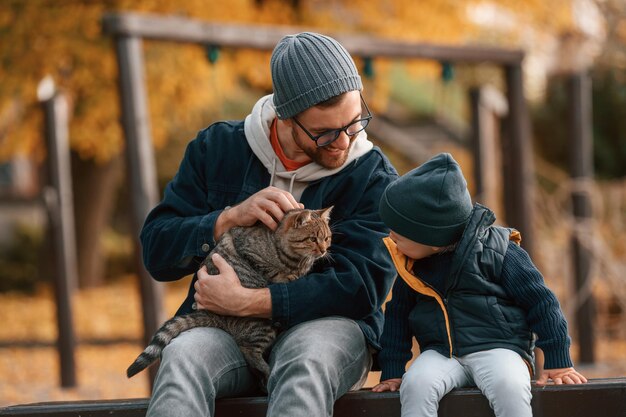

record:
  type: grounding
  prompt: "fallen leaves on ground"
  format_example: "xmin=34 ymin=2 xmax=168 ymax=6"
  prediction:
xmin=0 ymin=275 xmax=190 ymax=407
xmin=0 ymin=275 xmax=624 ymax=408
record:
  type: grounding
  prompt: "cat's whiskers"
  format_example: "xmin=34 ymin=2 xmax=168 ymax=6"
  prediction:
xmin=322 ymin=251 xmax=335 ymax=264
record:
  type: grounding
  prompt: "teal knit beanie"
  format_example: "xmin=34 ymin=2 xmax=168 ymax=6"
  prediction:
xmin=379 ymin=153 xmax=473 ymax=247
xmin=270 ymin=32 xmax=362 ymax=120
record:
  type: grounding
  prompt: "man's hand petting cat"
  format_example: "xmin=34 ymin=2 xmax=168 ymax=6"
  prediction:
xmin=194 ymin=253 xmax=272 ymax=318
xmin=214 ymin=186 xmax=303 ymax=240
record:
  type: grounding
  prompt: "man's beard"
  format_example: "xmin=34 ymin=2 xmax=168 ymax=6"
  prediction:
xmin=292 ymin=130 xmax=350 ymax=169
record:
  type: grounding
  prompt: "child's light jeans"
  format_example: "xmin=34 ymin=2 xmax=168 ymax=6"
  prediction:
xmin=400 ymin=348 xmax=532 ymax=417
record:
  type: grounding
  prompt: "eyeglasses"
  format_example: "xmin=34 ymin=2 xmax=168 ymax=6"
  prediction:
xmin=292 ymin=94 xmax=373 ymax=147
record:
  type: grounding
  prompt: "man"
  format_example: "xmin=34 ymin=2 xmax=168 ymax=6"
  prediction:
xmin=140 ymin=32 xmax=398 ymax=417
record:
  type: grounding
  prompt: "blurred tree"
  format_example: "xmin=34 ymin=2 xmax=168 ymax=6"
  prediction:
xmin=591 ymin=68 xmax=626 ymax=179
xmin=0 ymin=0 xmax=244 ymax=287
xmin=1 ymin=0 xmax=125 ymax=288
xmin=0 ymin=0 xmax=585 ymax=287
xmin=533 ymin=0 xmax=626 ymax=179
xmin=590 ymin=0 xmax=626 ymax=178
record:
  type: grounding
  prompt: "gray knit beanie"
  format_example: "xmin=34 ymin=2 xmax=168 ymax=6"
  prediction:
xmin=379 ymin=153 xmax=473 ymax=247
xmin=270 ymin=32 xmax=362 ymax=119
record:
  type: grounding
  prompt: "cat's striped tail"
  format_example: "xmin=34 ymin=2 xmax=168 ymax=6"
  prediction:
xmin=126 ymin=312 xmax=218 ymax=378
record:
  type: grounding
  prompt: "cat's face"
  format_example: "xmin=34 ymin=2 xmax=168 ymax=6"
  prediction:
xmin=277 ymin=207 xmax=333 ymax=259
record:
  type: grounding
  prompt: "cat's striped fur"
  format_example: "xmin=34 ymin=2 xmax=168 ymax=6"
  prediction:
xmin=126 ymin=207 xmax=333 ymax=389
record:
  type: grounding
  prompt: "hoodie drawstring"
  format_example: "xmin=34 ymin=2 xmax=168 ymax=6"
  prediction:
xmin=288 ymin=172 xmax=297 ymax=195
xmin=269 ymin=158 xmax=276 ymax=187
xmin=269 ymin=158 xmax=297 ymax=195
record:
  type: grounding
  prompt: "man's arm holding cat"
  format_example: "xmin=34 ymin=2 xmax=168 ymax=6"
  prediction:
xmin=194 ymin=253 xmax=272 ymax=318
xmin=194 ymin=186 xmax=302 ymax=318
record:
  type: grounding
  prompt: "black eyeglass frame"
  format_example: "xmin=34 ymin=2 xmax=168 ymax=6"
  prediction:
xmin=292 ymin=93 xmax=373 ymax=148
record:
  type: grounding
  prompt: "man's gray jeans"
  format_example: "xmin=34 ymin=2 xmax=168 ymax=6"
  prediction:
xmin=146 ymin=316 xmax=372 ymax=417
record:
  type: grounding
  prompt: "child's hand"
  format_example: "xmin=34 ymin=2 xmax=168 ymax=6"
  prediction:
xmin=536 ymin=367 xmax=587 ymax=385
xmin=372 ymin=378 xmax=402 ymax=392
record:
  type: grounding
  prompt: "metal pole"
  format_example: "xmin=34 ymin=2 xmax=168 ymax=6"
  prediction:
xmin=39 ymin=78 xmax=78 ymax=387
xmin=567 ymin=72 xmax=595 ymax=363
xmin=113 ymin=35 xmax=165 ymax=385
xmin=503 ymin=64 xmax=535 ymax=257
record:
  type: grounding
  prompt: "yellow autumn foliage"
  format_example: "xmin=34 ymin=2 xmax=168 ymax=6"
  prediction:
xmin=0 ymin=0 xmax=581 ymax=164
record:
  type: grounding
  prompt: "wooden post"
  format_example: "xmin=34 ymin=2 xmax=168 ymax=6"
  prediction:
xmin=113 ymin=35 xmax=165 ymax=384
xmin=567 ymin=72 xmax=595 ymax=363
xmin=38 ymin=77 xmax=78 ymax=388
xmin=469 ymin=89 xmax=485 ymax=200
xmin=469 ymin=86 xmax=508 ymax=218
xmin=101 ymin=13 xmax=524 ymax=65
xmin=503 ymin=64 xmax=535 ymax=257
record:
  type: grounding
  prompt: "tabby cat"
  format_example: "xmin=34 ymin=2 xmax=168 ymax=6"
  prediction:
xmin=126 ymin=207 xmax=333 ymax=389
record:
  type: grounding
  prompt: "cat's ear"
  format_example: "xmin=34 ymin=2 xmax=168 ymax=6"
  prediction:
xmin=317 ymin=206 xmax=333 ymax=223
xmin=293 ymin=210 xmax=312 ymax=228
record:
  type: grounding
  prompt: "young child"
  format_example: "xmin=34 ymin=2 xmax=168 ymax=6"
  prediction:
xmin=372 ymin=153 xmax=586 ymax=417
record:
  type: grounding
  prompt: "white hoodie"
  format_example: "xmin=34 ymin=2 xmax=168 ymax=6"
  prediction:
xmin=243 ymin=94 xmax=374 ymax=201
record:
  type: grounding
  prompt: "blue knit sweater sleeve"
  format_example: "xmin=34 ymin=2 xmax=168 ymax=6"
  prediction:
xmin=378 ymin=276 xmax=415 ymax=381
xmin=501 ymin=242 xmax=573 ymax=369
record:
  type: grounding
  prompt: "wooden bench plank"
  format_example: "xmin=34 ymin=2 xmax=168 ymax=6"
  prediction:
xmin=1 ymin=378 xmax=624 ymax=417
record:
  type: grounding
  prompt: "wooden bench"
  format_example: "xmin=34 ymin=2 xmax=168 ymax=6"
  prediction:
xmin=1 ymin=378 xmax=624 ymax=417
